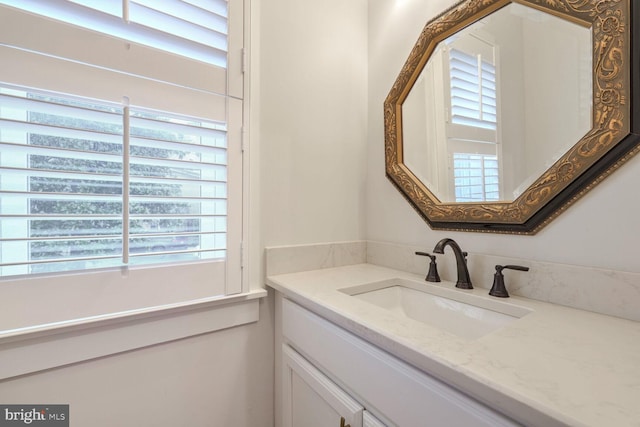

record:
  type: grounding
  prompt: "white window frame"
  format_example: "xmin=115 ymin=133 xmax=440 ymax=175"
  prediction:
xmin=0 ymin=0 xmax=260 ymax=378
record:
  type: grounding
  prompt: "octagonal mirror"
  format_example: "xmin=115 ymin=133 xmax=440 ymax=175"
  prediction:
xmin=384 ymin=0 xmax=638 ymax=234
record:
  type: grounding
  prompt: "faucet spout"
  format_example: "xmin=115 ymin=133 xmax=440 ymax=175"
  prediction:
xmin=432 ymin=238 xmax=473 ymax=289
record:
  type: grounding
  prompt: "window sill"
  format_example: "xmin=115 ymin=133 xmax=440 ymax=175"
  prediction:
xmin=0 ymin=288 xmax=267 ymax=380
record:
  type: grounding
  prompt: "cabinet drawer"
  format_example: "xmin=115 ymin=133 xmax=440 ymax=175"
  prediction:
xmin=282 ymin=297 xmax=519 ymax=427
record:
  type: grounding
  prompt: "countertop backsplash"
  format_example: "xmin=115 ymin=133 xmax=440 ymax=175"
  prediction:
xmin=266 ymin=240 xmax=640 ymax=322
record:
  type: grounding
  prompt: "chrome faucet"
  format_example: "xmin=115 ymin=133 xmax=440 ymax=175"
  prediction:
xmin=432 ymin=238 xmax=473 ymax=289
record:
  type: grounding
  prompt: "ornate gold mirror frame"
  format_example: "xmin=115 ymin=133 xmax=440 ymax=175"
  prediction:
xmin=384 ymin=0 xmax=639 ymax=234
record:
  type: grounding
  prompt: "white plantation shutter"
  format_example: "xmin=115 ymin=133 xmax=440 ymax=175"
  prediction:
xmin=0 ymin=0 xmax=244 ymax=298
xmin=3 ymin=0 xmax=228 ymax=66
xmin=449 ymin=48 xmax=497 ymax=130
xmin=0 ymin=88 xmax=230 ymax=275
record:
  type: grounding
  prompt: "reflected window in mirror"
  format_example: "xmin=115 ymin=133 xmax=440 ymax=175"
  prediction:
xmin=448 ymin=45 xmax=497 ymax=130
xmin=453 ymin=153 xmax=499 ymax=202
xmin=446 ymin=37 xmax=501 ymax=202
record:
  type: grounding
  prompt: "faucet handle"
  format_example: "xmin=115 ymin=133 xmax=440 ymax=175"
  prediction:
xmin=415 ymin=251 xmax=441 ymax=282
xmin=501 ymin=265 xmax=529 ymax=272
xmin=489 ymin=265 xmax=530 ymax=298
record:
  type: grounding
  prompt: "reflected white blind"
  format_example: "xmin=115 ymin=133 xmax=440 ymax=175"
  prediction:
xmin=1 ymin=0 xmax=228 ymax=66
xmin=449 ymin=48 xmax=497 ymax=130
xmin=453 ymin=153 xmax=499 ymax=202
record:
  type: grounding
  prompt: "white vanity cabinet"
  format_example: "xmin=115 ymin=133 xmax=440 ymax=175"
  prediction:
xmin=282 ymin=343 xmax=382 ymax=427
xmin=363 ymin=411 xmax=387 ymax=427
xmin=276 ymin=293 xmax=520 ymax=427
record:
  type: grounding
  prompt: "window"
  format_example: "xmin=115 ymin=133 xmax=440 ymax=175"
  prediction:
xmin=0 ymin=0 xmax=246 ymax=332
xmin=445 ymin=37 xmax=501 ymax=202
xmin=1 ymin=87 xmax=228 ymax=276
xmin=452 ymin=153 xmax=499 ymax=202
xmin=449 ymin=48 xmax=497 ymax=130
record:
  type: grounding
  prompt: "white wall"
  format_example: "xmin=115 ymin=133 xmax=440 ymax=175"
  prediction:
xmin=522 ymin=15 xmax=591 ymax=183
xmin=0 ymin=294 xmax=275 ymax=427
xmin=481 ymin=10 xmax=526 ymax=198
xmin=367 ymin=0 xmax=640 ymax=273
xmin=256 ymin=0 xmax=369 ymax=247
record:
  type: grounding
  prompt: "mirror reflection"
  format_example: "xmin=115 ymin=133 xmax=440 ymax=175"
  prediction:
xmin=402 ymin=3 xmax=592 ymax=203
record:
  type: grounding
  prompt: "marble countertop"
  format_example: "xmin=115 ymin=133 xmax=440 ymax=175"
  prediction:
xmin=267 ymin=263 xmax=640 ymax=427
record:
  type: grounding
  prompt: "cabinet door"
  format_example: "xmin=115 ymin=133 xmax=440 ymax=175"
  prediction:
xmin=282 ymin=297 xmax=520 ymax=427
xmin=363 ymin=411 xmax=388 ymax=427
xmin=282 ymin=344 xmax=364 ymax=427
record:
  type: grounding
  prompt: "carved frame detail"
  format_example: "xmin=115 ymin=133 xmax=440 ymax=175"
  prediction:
xmin=384 ymin=0 xmax=637 ymax=234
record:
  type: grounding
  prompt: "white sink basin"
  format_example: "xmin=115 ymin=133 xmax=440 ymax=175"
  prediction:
xmin=340 ymin=278 xmax=531 ymax=340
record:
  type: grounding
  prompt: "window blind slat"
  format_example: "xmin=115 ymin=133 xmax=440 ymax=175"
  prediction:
xmin=0 ymin=191 xmax=123 ymax=201
xmin=482 ymin=96 xmax=496 ymax=105
xmin=129 ymin=154 xmax=226 ymax=170
xmin=129 ymin=116 xmax=227 ymax=144
xmin=183 ymin=0 xmax=227 ymax=16
xmin=0 ymin=93 xmax=123 ymax=128
xmin=450 ymin=97 xmax=481 ymax=112
xmin=132 ymin=0 xmax=228 ymax=33
xmin=449 ymin=61 xmax=479 ymax=78
xmin=0 ymin=119 xmax=123 ymax=147
xmin=130 ymin=140 xmax=226 ymax=164
xmin=68 ymin=0 xmax=120 ymax=17
xmin=450 ymin=78 xmax=482 ymax=95
xmin=0 ymin=143 xmax=121 ymax=165
xmin=450 ymin=116 xmax=496 ymax=130
xmin=129 ymin=3 xmax=227 ymax=52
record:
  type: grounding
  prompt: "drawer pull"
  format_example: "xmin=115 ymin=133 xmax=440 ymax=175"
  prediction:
xmin=340 ymin=416 xmax=351 ymax=427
